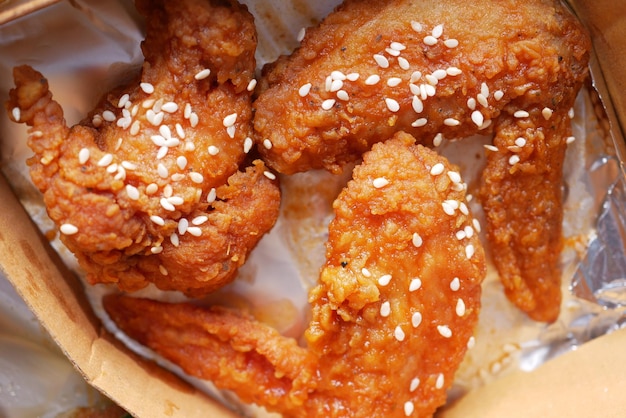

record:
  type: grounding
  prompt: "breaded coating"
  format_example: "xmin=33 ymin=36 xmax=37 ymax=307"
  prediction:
xmin=5 ymin=0 xmax=280 ymax=297
xmin=104 ymin=132 xmax=487 ymax=417
xmin=253 ymin=0 xmax=590 ymax=321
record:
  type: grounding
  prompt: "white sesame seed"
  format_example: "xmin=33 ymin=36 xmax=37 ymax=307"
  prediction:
xmin=30 ymin=131 xmax=43 ymax=138
xmin=146 ymin=183 xmax=158 ymax=195
xmin=191 ymin=215 xmax=208 ymax=226
xmin=387 ymin=77 xmax=402 ymax=87
xmin=321 ymin=99 xmax=336 ymax=110
xmin=484 ymin=144 xmax=499 ymax=152
xmin=424 ymin=84 xmax=436 ymax=97
xmin=411 ymin=96 xmax=424 ymax=114
xmin=324 ymin=76 xmax=332 ymax=92
xmin=142 ymin=99 xmax=155 ymax=109
xmin=410 ymin=71 xmax=422 ymax=83
xmin=411 ymin=21 xmax=423 ymax=32
xmin=97 ymin=153 xmax=113 ymax=167
xmin=509 ymin=155 xmax=521 ymax=165
xmin=398 ymin=57 xmax=410 ymax=70
xmin=425 ymin=74 xmax=438 ymax=85
xmin=171 ymin=173 xmax=185 ymax=182
xmin=410 ymin=377 xmax=420 ymax=392
xmin=150 ymin=215 xmax=165 ymax=226
xmin=394 ymin=326 xmax=406 ymax=342
xmin=471 ymin=110 xmax=484 ymax=127
xmin=161 ymin=102 xmax=178 ymax=113
xmin=157 ymin=163 xmax=168 ymax=178
xmin=456 ymin=298 xmax=466 ymax=317
xmin=447 ymin=171 xmax=462 ymax=184
xmin=78 ymin=148 xmax=90 ymax=164
xmin=208 ymin=145 xmax=220 ymax=155
xmin=450 ymin=277 xmax=460 ymax=291
xmin=412 ymin=312 xmax=422 ymax=328
xmin=433 ymin=133 xmax=444 ymax=147
xmin=444 ymin=118 xmax=460 ymax=127
xmin=385 ymin=98 xmax=400 ymax=112
xmin=404 ymin=401 xmax=415 ymax=417
xmin=60 ymin=223 xmax=78 ymax=235
xmin=92 ymin=114 xmax=103 ymax=127
xmin=373 ymin=177 xmax=389 ymax=188
xmin=167 ymin=196 xmax=184 ymax=206
xmin=297 ymin=27 xmax=306 ymax=42
xmin=194 ymin=69 xmax=211 ymax=80
xmin=11 ymin=107 xmax=20 ymax=122
xmin=184 ymin=103 xmax=192 ymax=119
xmin=247 ymin=79 xmax=257 ymax=92
xmin=466 ymin=244 xmax=475 ymax=259
xmin=156 ymin=146 xmax=168 ymax=160
xmin=152 ymin=99 xmax=164 ymax=113
xmin=298 ymin=83 xmax=312 ymax=97
xmin=336 ymin=90 xmax=350 ymax=101
xmin=264 ymin=171 xmax=277 ymax=180
xmin=151 ymin=135 xmax=166 ymax=147
xmin=494 ymin=90 xmax=504 ymax=101
xmin=432 ymin=23 xmax=444 ymax=38
xmin=480 ymin=82 xmax=490 ymax=98
xmin=170 ymin=233 xmax=180 ymax=247
xmin=423 ymin=35 xmax=437 ymax=46
xmin=432 ymin=69 xmax=447 ymax=80
xmin=514 ymin=137 xmax=527 ymax=147
xmin=442 ymin=200 xmax=458 ymax=216
xmin=159 ymin=265 xmax=168 ymax=275
xmin=362 ymin=268 xmax=372 ymax=277
xmin=244 ymin=137 xmax=253 ymax=154
xmin=163 ymin=185 xmax=173 ymax=198
xmin=411 ymin=118 xmax=428 ymax=128
xmin=150 ymin=111 xmax=165 ymax=126
xmin=102 ymin=110 xmax=116 ymax=122
xmin=176 ymin=156 xmax=188 ymax=170
xmin=456 ymin=230 xmax=466 ymax=240
xmin=438 ymin=325 xmax=452 ymax=338
xmin=125 ymin=184 xmax=140 ymax=200
xmin=188 ymin=172 xmax=203 ymax=184
xmin=151 ymin=246 xmax=163 ymax=254
xmin=140 ymin=82 xmax=154 ymax=94
xmin=330 ymin=79 xmax=343 ymax=92
xmin=467 ymin=336 xmax=476 ymax=349
xmin=330 ymin=70 xmax=346 ymax=81
xmin=477 ymin=94 xmax=488 ymax=108
xmin=435 ymin=374 xmax=445 ymax=389
xmin=473 ymin=218 xmax=481 ymax=233
xmin=466 ymin=97 xmax=476 ymax=110
xmin=378 ymin=274 xmax=392 ymax=286
xmin=189 ymin=112 xmax=199 ymax=128
xmin=206 ymin=188 xmax=217 ymax=203
xmin=129 ymin=120 xmax=141 ymax=136
xmin=380 ymin=301 xmax=391 ymax=317
xmin=568 ymin=107 xmax=575 ymax=119
xmin=409 ymin=278 xmax=422 ymax=292
xmin=187 ymin=226 xmax=202 ymax=237
xmin=106 ymin=163 xmax=118 ymax=174
xmin=444 ymin=38 xmax=459 ymax=48
xmin=373 ymin=54 xmax=389 ymax=68
xmin=389 ymin=41 xmax=406 ymax=51
xmin=365 ymin=75 xmax=381 ymax=85
xmin=263 ymin=139 xmax=273 ymax=150
xmin=117 ymin=94 xmax=130 ymax=109
xmin=446 ymin=66 xmax=462 ymax=76
xmin=184 ymin=141 xmax=195 ymax=152
xmin=459 ymin=202 xmax=469 ymax=216
xmin=178 ymin=218 xmax=189 ymax=235
xmin=412 ymin=232 xmax=423 ymax=248
xmin=514 ymin=110 xmax=530 ymax=118
xmin=566 ymin=136 xmax=576 ymax=144
xmin=430 ymin=163 xmax=445 ymax=176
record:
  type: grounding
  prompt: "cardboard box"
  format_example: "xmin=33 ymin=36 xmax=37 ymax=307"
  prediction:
xmin=1 ymin=0 xmax=625 ymax=417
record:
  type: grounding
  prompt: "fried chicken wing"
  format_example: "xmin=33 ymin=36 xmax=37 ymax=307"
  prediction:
xmin=253 ymin=0 xmax=590 ymax=321
xmin=5 ymin=0 xmax=280 ymax=296
xmin=104 ymin=132 xmax=487 ymax=417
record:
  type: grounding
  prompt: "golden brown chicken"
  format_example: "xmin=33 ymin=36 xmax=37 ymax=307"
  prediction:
xmin=5 ymin=0 xmax=280 ymax=297
xmin=252 ymin=0 xmax=591 ymax=321
xmin=104 ymin=132 xmax=487 ymax=417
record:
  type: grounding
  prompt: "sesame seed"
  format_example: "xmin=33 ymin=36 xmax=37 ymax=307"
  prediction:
xmin=423 ymin=35 xmax=437 ymax=46
xmin=484 ymin=144 xmax=498 ymax=152
xmin=404 ymin=401 xmax=415 ymax=417
xmin=446 ymin=66 xmax=462 ymax=76
xmin=435 ymin=374 xmax=445 ymax=389
xmin=189 ymin=172 xmax=203 ymax=184
xmin=444 ymin=39 xmax=459 ymax=48
xmin=184 ymin=141 xmax=195 ymax=152
xmin=378 ymin=274 xmax=392 ymax=286
xmin=380 ymin=301 xmax=391 ymax=317
xmin=78 ymin=148 xmax=90 ymax=164
xmin=243 ymin=137 xmax=253 ymax=154
xmin=463 ymin=226 xmax=474 ymax=239
xmin=156 ymin=146 xmax=168 ymax=160
xmin=456 ymin=298 xmax=466 ymax=317
xmin=410 ymin=21 xmax=423 ymax=32
xmin=330 ymin=79 xmax=343 ymax=92
xmin=161 ymin=102 xmax=178 ymax=113
xmin=390 ymin=41 xmax=407 ymax=51
xmin=189 ymin=112 xmax=199 ymax=127
xmin=30 ymin=131 xmax=43 ymax=138
xmin=263 ymin=139 xmax=273 ymax=149
xmin=480 ymin=82 xmax=490 ymax=98
xmin=298 ymin=83 xmax=312 ymax=97
xmin=146 ymin=183 xmax=158 ymax=195
xmin=97 ymin=153 xmax=113 ymax=167
xmin=178 ymin=218 xmax=189 ymax=235
xmin=411 ymin=118 xmax=427 ymax=127
xmin=509 ymin=155 xmax=520 ymax=165
xmin=398 ymin=57 xmax=410 ymax=70
xmin=206 ymin=188 xmax=217 ymax=203
xmin=365 ymin=75 xmax=381 ymax=85
xmin=411 ymin=96 xmax=424 ymax=114
xmin=322 ymin=99 xmax=336 ymax=110
xmin=385 ymin=47 xmax=400 ymax=57
xmin=150 ymin=215 xmax=165 ymax=226
xmin=467 ymin=336 xmax=476 ymax=349
xmin=170 ymin=233 xmax=180 ymax=247
xmin=159 ymin=265 xmax=168 ymax=276
xmin=471 ymin=110 xmax=484 ymax=127
xmin=568 ymin=107 xmax=575 ymax=119
xmin=208 ymin=145 xmax=220 ymax=155
xmin=194 ymin=68 xmax=211 ymax=80
xmin=142 ymin=99 xmax=155 ymax=109
xmin=264 ymin=171 xmax=277 ymax=180
xmin=151 ymin=246 xmax=163 ymax=254
xmin=437 ymin=325 xmax=452 ymax=338
xmin=336 ymin=90 xmax=350 ymax=101
xmin=297 ymin=27 xmax=306 ymax=42
xmin=125 ymin=184 xmax=140 ymax=200
xmin=430 ymin=163 xmax=445 ymax=175
xmin=130 ymin=120 xmax=140 ymax=135
xmin=412 ymin=312 xmax=422 ymax=327
xmin=465 ymin=244 xmax=475 ymax=259
xmin=385 ymin=98 xmax=400 ymax=112
xmin=410 ymin=377 xmax=420 ymax=392
xmin=324 ymin=76 xmax=332 ymax=91
xmin=373 ymin=177 xmax=389 ymax=188
xmin=184 ymin=103 xmax=192 ymax=119
xmin=425 ymin=74 xmax=438 ymax=85
xmin=191 ymin=215 xmax=208 ymax=226
xmin=473 ymin=218 xmax=482 ymax=233
xmin=362 ymin=268 xmax=372 ymax=277
xmin=514 ymin=110 xmax=529 ymax=118
xmin=476 ymin=94 xmax=488 ymax=108
xmin=424 ymin=84 xmax=436 ymax=97
xmin=394 ymin=326 xmax=406 ymax=342
xmin=456 ymin=230 xmax=466 ymax=240
xmin=177 ymin=156 xmax=188 ymax=170
xmin=60 ymin=223 xmax=78 ymax=235
xmin=106 ymin=163 xmax=118 ymax=174
xmin=151 ymin=135 xmax=166 ymax=147
xmin=442 ymin=200 xmax=458 ymax=216
xmin=187 ymin=226 xmax=202 ymax=237
xmin=150 ymin=111 xmax=165 ymax=126
xmin=494 ymin=90 xmax=504 ymax=101
xmin=466 ymin=98 xmax=476 ymax=110
xmin=387 ymin=77 xmax=402 ymax=87
xmin=247 ymin=79 xmax=257 ymax=92
xmin=11 ymin=107 xmax=20 ymax=122
xmin=432 ymin=23 xmax=444 ymax=38
xmin=102 ymin=110 xmax=116 ymax=122
xmin=346 ymin=73 xmax=360 ymax=81
xmin=412 ymin=232 xmax=423 ymax=247
xmin=447 ymin=171 xmax=462 ymax=184
xmin=514 ymin=137 xmax=527 ymax=147
xmin=92 ymin=114 xmax=103 ymax=127
xmin=171 ymin=173 xmax=185 ymax=182
xmin=163 ymin=185 xmax=173 ymax=198
xmin=157 ymin=163 xmax=169 ymax=178
xmin=167 ymin=196 xmax=184 ymax=206
xmin=450 ymin=277 xmax=460 ymax=291
xmin=373 ymin=54 xmax=389 ymax=68
xmin=432 ymin=69 xmax=447 ymax=80
xmin=331 ymin=70 xmax=347 ymax=81
xmin=409 ymin=278 xmax=422 ymax=292
xmin=140 ymin=82 xmax=154 ymax=94
xmin=410 ymin=71 xmax=422 ymax=83
xmin=117 ymin=94 xmax=129 ymax=109
xmin=566 ymin=136 xmax=576 ymax=144
xmin=444 ymin=118 xmax=460 ymax=127
xmin=459 ymin=202 xmax=469 ymax=215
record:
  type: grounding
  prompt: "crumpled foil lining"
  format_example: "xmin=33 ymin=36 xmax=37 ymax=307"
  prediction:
xmin=1 ymin=0 xmax=626 ymax=416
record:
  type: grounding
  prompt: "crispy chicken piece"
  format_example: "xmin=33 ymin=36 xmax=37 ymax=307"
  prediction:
xmin=253 ymin=0 xmax=590 ymax=321
xmin=5 ymin=0 xmax=280 ymax=297
xmin=104 ymin=132 xmax=487 ymax=417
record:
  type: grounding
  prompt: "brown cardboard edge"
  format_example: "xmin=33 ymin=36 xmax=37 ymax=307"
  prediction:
xmin=0 ymin=0 xmax=61 ymax=25
xmin=439 ymin=326 xmax=626 ymax=418
xmin=0 ymin=172 xmax=237 ymax=418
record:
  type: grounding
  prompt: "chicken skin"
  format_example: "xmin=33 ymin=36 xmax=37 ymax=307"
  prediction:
xmin=253 ymin=0 xmax=591 ymax=321
xmin=5 ymin=0 xmax=280 ymax=297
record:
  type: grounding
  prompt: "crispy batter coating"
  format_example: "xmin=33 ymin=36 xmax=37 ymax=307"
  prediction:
xmin=5 ymin=0 xmax=280 ymax=297
xmin=253 ymin=0 xmax=590 ymax=321
xmin=104 ymin=132 xmax=487 ymax=417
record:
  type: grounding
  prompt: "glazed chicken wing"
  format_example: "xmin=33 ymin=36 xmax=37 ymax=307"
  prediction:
xmin=253 ymin=0 xmax=591 ymax=321
xmin=5 ymin=0 xmax=280 ymax=297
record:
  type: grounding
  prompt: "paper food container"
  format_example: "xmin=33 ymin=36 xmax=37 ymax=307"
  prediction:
xmin=1 ymin=0 xmax=625 ymax=417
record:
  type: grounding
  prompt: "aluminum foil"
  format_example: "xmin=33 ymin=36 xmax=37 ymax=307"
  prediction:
xmin=1 ymin=0 xmax=625 ymax=416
